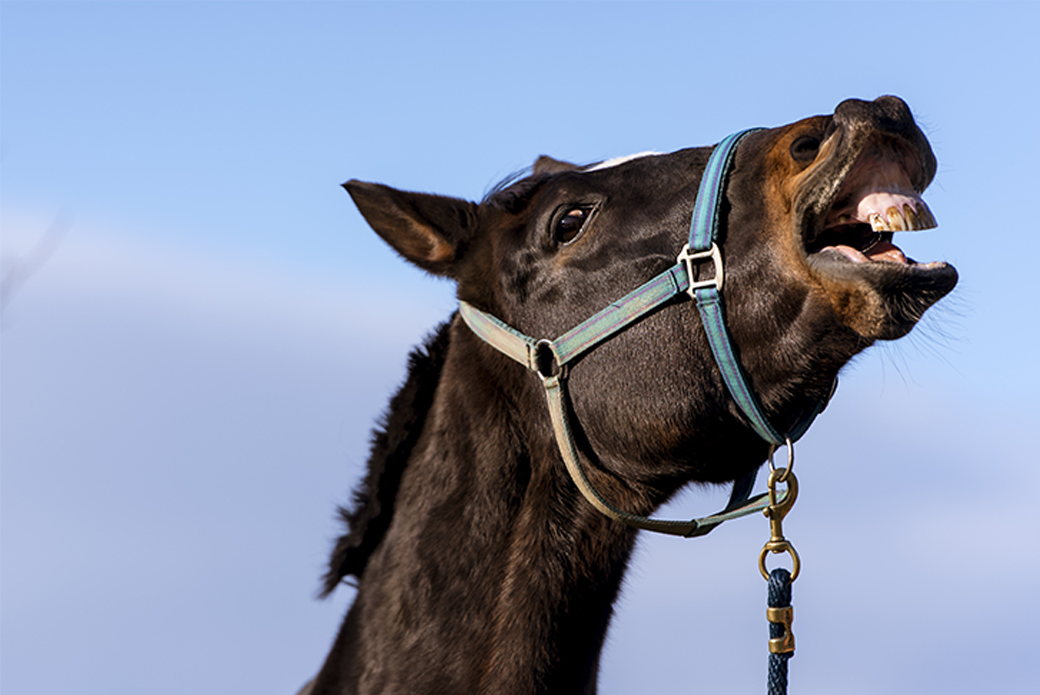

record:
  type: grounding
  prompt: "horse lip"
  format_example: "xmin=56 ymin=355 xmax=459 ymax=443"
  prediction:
xmin=797 ymin=130 xmax=938 ymax=264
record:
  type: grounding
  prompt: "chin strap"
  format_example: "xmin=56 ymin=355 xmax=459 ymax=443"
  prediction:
xmin=459 ymin=129 xmax=833 ymax=536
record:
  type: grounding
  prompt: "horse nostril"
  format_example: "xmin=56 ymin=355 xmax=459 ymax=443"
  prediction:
xmin=790 ymin=135 xmax=821 ymax=163
xmin=822 ymin=118 xmax=838 ymax=142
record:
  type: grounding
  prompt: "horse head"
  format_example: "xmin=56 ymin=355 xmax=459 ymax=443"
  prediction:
xmin=344 ymin=95 xmax=956 ymax=489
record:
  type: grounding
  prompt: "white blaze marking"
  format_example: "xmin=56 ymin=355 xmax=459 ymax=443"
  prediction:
xmin=586 ymin=151 xmax=662 ymax=172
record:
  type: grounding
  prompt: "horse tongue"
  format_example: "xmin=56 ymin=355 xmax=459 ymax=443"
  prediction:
xmin=830 ymin=239 xmax=908 ymax=264
xmin=865 ymin=239 xmax=907 ymax=263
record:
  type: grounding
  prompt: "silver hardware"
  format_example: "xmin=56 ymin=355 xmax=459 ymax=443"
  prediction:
xmin=768 ymin=437 xmax=795 ymax=481
xmin=534 ymin=339 xmax=566 ymax=382
xmin=677 ymin=243 xmax=724 ymax=298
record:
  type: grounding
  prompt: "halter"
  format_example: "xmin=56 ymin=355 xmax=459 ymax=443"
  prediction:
xmin=460 ymin=129 xmax=829 ymax=537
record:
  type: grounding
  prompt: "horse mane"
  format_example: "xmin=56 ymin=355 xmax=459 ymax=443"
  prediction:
xmin=320 ymin=318 xmax=453 ymax=597
xmin=483 ymin=167 xmax=554 ymax=214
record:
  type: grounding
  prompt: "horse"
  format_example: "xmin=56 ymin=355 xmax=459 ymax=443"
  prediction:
xmin=299 ymin=96 xmax=958 ymax=695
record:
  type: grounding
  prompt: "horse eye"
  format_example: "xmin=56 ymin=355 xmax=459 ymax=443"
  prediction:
xmin=553 ymin=207 xmax=593 ymax=245
xmin=790 ymin=135 xmax=822 ymax=163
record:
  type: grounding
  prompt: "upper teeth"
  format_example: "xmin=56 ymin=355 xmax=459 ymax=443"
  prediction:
xmin=866 ymin=200 xmax=937 ymax=233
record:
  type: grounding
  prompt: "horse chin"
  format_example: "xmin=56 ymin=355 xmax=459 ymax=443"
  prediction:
xmin=807 ymin=248 xmax=958 ymax=340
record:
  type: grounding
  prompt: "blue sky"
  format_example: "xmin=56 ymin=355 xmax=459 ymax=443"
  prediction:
xmin=2 ymin=2 xmax=1038 ymax=694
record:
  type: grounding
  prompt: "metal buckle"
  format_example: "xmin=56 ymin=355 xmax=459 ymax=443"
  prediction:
xmin=677 ymin=243 xmax=724 ymax=298
xmin=533 ymin=339 xmax=566 ymax=383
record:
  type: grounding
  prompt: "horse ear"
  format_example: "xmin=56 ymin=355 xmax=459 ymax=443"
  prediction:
xmin=343 ymin=180 xmax=479 ymax=277
xmin=533 ymin=155 xmax=581 ymax=175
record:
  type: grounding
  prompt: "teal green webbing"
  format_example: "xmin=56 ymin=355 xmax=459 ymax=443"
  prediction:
xmin=695 ymin=287 xmax=784 ymax=444
xmin=552 ymin=265 xmax=687 ymax=366
xmin=686 ymin=129 xmax=786 ymax=446
xmin=688 ymin=129 xmax=762 ymax=251
xmin=459 ymin=301 xmax=538 ymax=370
xmin=544 ymin=374 xmax=779 ymax=536
xmin=459 ymin=265 xmax=688 ymax=374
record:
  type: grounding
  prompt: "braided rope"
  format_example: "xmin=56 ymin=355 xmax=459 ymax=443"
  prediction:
xmin=767 ymin=568 xmax=793 ymax=695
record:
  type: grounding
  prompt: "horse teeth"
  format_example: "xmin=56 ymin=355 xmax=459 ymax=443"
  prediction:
xmin=903 ymin=204 xmax=919 ymax=230
xmin=899 ymin=201 xmax=939 ymax=231
xmin=886 ymin=206 xmax=906 ymax=232
xmin=861 ymin=198 xmax=938 ymax=233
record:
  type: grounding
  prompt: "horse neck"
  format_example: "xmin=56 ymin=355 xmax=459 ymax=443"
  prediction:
xmin=328 ymin=323 xmax=641 ymax=695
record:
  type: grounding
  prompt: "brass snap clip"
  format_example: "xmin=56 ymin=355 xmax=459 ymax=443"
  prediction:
xmin=759 ymin=442 xmax=800 ymax=581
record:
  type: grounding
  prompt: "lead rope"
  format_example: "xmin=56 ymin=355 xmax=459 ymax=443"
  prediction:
xmin=767 ymin=567 xmax=794 ymax=695
xmin=761 ymin=445 xmax=799 ymax=695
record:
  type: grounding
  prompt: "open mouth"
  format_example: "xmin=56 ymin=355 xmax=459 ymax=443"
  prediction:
xmin=803 ymin=147 xmax=942 ymax=267
xmin=797 ymin=131 xmax=958 ymax=339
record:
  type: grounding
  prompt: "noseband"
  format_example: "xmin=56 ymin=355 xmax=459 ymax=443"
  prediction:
xmin=460 ymin=129 xmax=829 ymax=536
